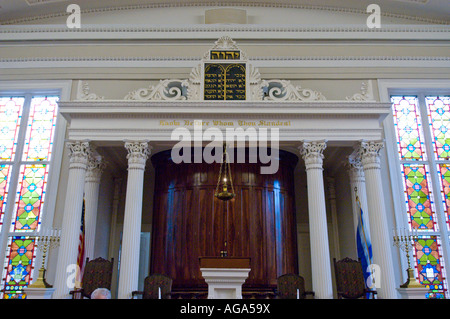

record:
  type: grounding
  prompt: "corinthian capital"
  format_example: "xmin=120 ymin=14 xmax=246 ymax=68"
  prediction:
xmin=299 ymin=140 xmax=327 ymax=169
xmin=124 ymin=141 xmax=151 ymax=169
xmin=66 ymin=141 xmax=91 ymax=167
xmin=347 ymin=149 xmax=365 ymax=183
xmin=359 ymin=140 xmax=384 ymax=170
xmin=86 ymin=155 xmax=106 ymax=183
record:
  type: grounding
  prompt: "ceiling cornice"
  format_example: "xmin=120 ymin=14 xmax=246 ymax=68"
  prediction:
xmin=1 ymin=24 xmax=449 ymax=41
xmin=1 ymin=1 xmax=449 ymax=25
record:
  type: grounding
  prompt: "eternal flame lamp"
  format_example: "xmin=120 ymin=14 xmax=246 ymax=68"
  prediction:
xmin=214 ymin=144 xmax=235 ymax=201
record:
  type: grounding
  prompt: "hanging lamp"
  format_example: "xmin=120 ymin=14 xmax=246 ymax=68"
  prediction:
xmin=214 ymin=144 xmax=235 ymax=201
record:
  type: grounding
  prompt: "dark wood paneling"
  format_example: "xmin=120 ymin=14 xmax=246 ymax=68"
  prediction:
xmin=150 ymin=148 xmax=298 ymax=289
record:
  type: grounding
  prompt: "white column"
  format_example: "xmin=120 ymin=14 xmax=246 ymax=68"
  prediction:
xmin=326 ymin=177 xmax=340 ymax=259
xmin=348 ymin=150 xmax=370 ymax=236
xmin=84 ymin=155 xmax=105 ymax=260
xmin=108 ymin=177 xmax=122 ymax=298
xmin=117 ymin=141 xmax=150 ymax=299
xmin=53 ymin=141 xmax=91 ymax=299
xmin=300 ymin=140 xmax=333 ymax=299
xmin=359 ymin=140 xmax=398 ymax=299
xmin=108 ymin=177 xmax=122 ymax=259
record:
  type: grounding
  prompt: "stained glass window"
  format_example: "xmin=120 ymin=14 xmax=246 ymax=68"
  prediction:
xmin=413 ymin=236 xmax=447 ymax=298
xmin=0 ymin=94 xmax=59 ymax=299
xmin=0 ymin=165 xmax=12 ymax=230
xmin=426 ymin=96 xmax=450 ymax=160
xmin=22 ymin=96 xmax=59 ymax=162
xmin=427 ymin=96 xmax=450 ymax=231
xmin=401 ymin=164 xmax=437 ymax=231
xmin=12 ymin=164 xmax=48 ymax=232
xmin=391 ymin=94 xmax=449 ymax=298
xmin=438 ymin=164 xmax=450 ymax=229
xmin=3 ymin=236 xmax=36 ymax=299
xmin=391 ymin=96 xmax=426 ymax=161
xmin=0 ymin=97 xmax=24 ymax=161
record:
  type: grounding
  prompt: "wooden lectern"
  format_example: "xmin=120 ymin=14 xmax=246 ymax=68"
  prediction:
xmin=199 ymin=257 xmax=251 ymax=299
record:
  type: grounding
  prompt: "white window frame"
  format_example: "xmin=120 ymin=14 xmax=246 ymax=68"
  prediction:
xmin=0 ymin=80 xmax=72 ymax=295
xmin=378 ymin=79 xmax=450 ymax=297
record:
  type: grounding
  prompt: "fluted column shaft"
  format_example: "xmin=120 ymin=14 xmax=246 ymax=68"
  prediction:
xmin=348 ymin=150 xmax=370 ymax=236
xmin=117 ymin=141 xmax=150 ymax=299
xmin=300 ymin=140 xmax=333 ymax=299
xmin=84 ymin=156 xmax=105 ymax=260
xmin=53 ymin=141 xmax=91 ymax=299
xmin=359 ymin=140 xmax=398 ymax=299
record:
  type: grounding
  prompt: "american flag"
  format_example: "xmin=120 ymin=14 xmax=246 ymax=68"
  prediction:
xmin=75 ymin=199 xmax=85 ymax=288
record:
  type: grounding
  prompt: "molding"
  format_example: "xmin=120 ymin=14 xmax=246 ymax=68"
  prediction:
xmin=65 ymin=127 xmax=385 ymax=143
xmin=1 ymin=2 xmax=448 ymax=25
xmin=2 ymin=56 xmax=448 ymax=69
xmin=0 ymin=25 xmax=449 ymax=42
xmin=58 ymin=100 xmax=392 ymax=113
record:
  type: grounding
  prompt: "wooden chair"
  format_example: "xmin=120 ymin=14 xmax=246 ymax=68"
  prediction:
xmin=132 ymin=274 xmax=172 ymax=299
xmin=69 ymin=257 xmax=114 ymax=299
xmin=276 ymin=274 xmax=315 ymax=299
xmin=333 ymin=257 xmax=377 ymax=299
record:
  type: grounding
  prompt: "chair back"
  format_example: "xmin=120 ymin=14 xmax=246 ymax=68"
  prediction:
xmin=333 ymin=257 xmax=367 ymax=299
xmin=143 ymin=274 xmax=172 ymax=299
xmin=81 ymin=257 xmax=114 ymax=298
xmin=277 ymin=274 xmax=306 ymax=299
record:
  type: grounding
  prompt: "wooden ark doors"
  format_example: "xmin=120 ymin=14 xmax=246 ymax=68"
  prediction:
xmin=150 ymin=148 xmax=298 ymax=289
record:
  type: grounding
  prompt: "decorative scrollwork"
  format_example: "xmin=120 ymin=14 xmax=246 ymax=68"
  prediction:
xmin=76 ymin=81 xmax=104 ymax=100
xmin=187 ymin=64 xmax=202 ymax=101
xmin=202 ymin=35 xmax=247 ymax=60
xmin=247 ymin=64 xmax=265 ymax=101
xmin=124 ymin=79 xmax=189 ymax=101
xmin=263 ymin=80 xmax=326 ymax=101
xmin=346 ymin=81 xmax=374 ymax=101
